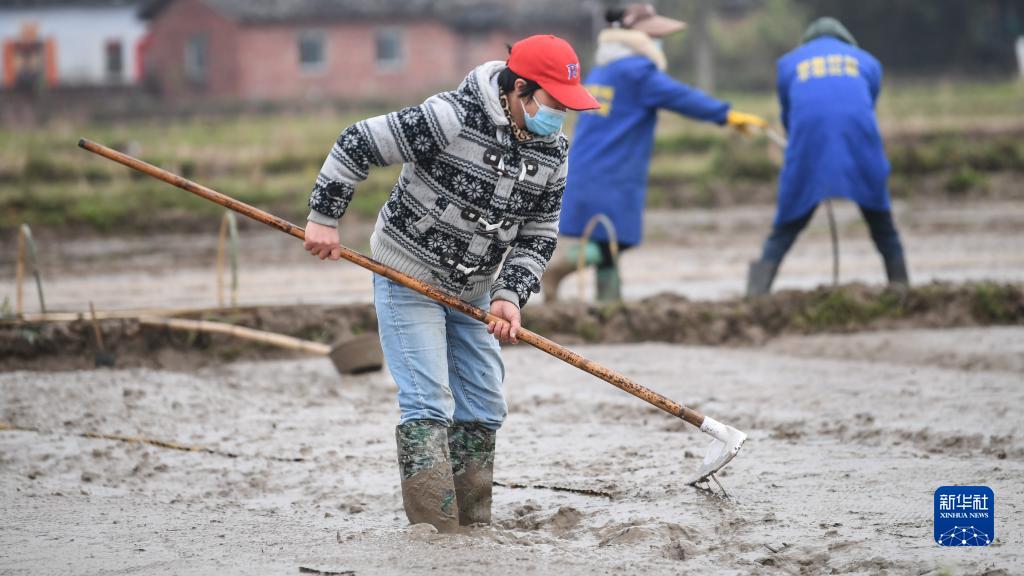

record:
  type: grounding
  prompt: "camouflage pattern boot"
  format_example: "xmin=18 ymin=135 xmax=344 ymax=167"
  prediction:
xmin=448 ymin=423 xmax=496 ymax=525
xmin=395 ymin=420 xmax=460 ymax=532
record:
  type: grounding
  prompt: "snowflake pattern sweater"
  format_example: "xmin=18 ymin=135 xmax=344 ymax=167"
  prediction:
xmin=307 ymin=61 xmax=568 ymax=308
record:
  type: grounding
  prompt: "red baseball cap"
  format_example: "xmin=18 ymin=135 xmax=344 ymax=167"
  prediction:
xmin=506 ymin=35 xmax=600 ymax=111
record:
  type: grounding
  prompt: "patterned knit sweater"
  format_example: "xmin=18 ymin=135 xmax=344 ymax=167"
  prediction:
xmin=307 ymin=61 xmax=568 ymax=308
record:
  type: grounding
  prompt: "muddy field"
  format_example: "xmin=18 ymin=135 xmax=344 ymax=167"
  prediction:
xmin=2 ymin=280 xmax=1021 ymax=373
xmin=3 ymin=199 xmax=1023 ymax=312
xmin=2 ymin=196 xmax=1023 ymax=574
xmin=2 ymin=326 xmax=1022 ymax=575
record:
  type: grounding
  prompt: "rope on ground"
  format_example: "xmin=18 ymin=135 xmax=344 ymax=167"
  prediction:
xmin=0 ymin=422 xmax=304 ymax=463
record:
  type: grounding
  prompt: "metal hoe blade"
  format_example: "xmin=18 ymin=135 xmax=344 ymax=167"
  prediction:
xmin=686 ymin=417 xmax=748 ymax=486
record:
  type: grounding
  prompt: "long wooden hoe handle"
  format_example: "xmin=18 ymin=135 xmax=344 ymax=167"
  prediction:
xmin=78 ymin=138 xmax=707 ymax=429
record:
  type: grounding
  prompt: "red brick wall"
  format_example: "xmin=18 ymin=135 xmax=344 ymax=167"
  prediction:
xmin=236 ymin=20 xmax=495 ymax=102
xmin=142 ymin=0 xmax=240 ymax=100
xmin=143 ymin=0 xmax=583 ymax=104
xmin=454 ymin=31 xmax=519 ymax=75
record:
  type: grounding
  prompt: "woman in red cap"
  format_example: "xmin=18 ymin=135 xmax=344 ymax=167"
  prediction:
xmin=302 ymin=35 xmax=598 ymax=532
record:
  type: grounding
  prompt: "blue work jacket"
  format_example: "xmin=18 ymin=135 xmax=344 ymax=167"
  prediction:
xmin=775 ymin=37 xmax=891 ymax=224
xmin=561 ymin=55 xmax=729 ymax=245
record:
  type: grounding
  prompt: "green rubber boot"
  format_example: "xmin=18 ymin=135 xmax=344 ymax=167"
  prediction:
xmin=595 ymin=266 xmax=622 ymax=302
xmin=542 ymin=241 xmax=603 ymax=303
xmin=396 ymin=420 xmax=460 ymax=532
xmin=448 ymin=423 xmax=496 ymax=525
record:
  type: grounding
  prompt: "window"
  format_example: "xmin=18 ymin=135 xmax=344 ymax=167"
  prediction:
xmin=105 ymin=40 xmax=123 ymax=81
xmin=184 ymin=33 xmax=208 ymax=85
xmin=376 ymin=27 xmax=403 ymax=70
xmin=298 ymin=30 xmax=325 ymax=72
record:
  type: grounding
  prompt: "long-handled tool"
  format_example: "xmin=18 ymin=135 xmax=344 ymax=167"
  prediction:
xmin=79 ymin=138 xmax=747 ymax=486
xmin=764 ymin=128 xmax=840 ymax=286
xmin=137 ymin=316 xmax=383 ymax=375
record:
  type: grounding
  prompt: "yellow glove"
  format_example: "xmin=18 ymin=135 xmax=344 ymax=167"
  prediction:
xmin=726 ymin=110 xmax=768 ymax=136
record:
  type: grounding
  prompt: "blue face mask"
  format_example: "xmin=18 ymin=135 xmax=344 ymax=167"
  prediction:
xmin=521 ymin=96 xmax=567 ymax=137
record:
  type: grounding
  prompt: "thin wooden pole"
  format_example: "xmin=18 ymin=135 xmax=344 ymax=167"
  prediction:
xmin=15 ymin=226 xmax=25 ymax=317
xmin=825 ymin=199 xmax=840 ymax=287
xmin=16 ymin=224 xmax=46 ymax=315
xmin=216 ymin=211 xmax=239 ymax=307
xmin=88 ymin=301 xmax=106 ymax=352
xmin=216 ymin=212 xmax=228 ymax=307
xmin=26 ymin=225 xmax=46 ymax=313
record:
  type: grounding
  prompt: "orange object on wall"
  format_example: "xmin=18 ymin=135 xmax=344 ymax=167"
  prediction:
xmin=44 ymin=39 xmax=57 ymax=87
xmin=3 ymin=22 xmax=55 ymax=89
xmin=2 ymin=42 xmax=14 ymax=87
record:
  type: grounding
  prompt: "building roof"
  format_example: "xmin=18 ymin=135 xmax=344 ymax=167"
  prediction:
xmin=0 ymin=0 xmax=145 ymax=7
xmin=140 ymin=0 xmax=592 ymax=31
xmin=181 ymin=0 xmax=434 ymax=22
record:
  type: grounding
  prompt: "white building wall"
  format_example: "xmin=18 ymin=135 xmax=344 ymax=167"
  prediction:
xmin=1017 ymin=37 xmax=1024 ymax=78
xmin=0 ymin=6 xmax=148 ymax=85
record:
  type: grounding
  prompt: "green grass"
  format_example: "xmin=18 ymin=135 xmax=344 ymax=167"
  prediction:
xmin=1 ymin=109 xmax=402 ymax=232
xmin=877 ymin=79 xmax=1024 ymax=122
xmin=971 ymin=282 xmax=1021 ymax=323
xmin=795 ymin=288 xmax=907 ymax=330
xmin=2 ymin=79 xmax=1022 ymax=233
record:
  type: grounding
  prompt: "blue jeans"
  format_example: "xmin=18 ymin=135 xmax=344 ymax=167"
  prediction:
xmin=373 ymin=275 xmax=507 ymax=431
xmin=761 ymin=204 xmax=906 ymax=264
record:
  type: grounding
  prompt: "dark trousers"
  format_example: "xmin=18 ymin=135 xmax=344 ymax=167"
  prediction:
xmin=761 ymin=204 xmax=906 ymax=265
xmin=593 ymin=241 xmax=632 ymax=271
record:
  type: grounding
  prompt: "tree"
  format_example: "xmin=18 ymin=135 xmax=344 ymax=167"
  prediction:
xmin=793 ymin=0 xmax=1024 ymax=74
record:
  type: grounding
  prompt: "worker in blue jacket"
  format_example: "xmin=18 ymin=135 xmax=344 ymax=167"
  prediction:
xmin=543 ymin=3 xmax=767 ymax=302
xmin=746 ymin=17 xmax=909 ymax=295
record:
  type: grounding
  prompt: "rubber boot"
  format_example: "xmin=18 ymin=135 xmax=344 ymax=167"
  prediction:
xmin=746 ymin=260 xmax=779 ymax=298
xmin=884 ymin=254 xmax=909 ymax=287
xmin=542 ymin=241 xmax=603 ymax=303
xmin=595 ymin=265 xmax=622 ymax=303
xmin=448 ymin=423 xmax=496 ymax=525
xmin=396 ymin=420 xmax=460 ymax=533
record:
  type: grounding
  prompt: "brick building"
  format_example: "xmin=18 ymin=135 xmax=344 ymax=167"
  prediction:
xmin=140 ymin=0 xmax=593 ymax=103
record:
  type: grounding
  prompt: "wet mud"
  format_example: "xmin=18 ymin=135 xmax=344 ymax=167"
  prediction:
xmin=1 ymin=327 xmax=1021 ymax=574
xmin=2 ymin=281 xmax=1020 ymax=372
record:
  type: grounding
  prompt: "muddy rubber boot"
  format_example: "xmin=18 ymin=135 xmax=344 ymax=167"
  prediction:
xmin=448 ymin=423 xmax=496 ymax=525
xmin=595 ymin=266 xmax=622 ymax=303
xmin=746 ymin=260 xmax=779 ymax=298
xmin=396 ymin=420 xmax=460 ymax=533
xmin=884 ymin=254 xmax=910 ymax=287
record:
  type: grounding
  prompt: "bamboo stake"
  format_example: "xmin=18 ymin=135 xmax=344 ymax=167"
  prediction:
xmin=15 ymin=226 xmax=25 ymax=316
